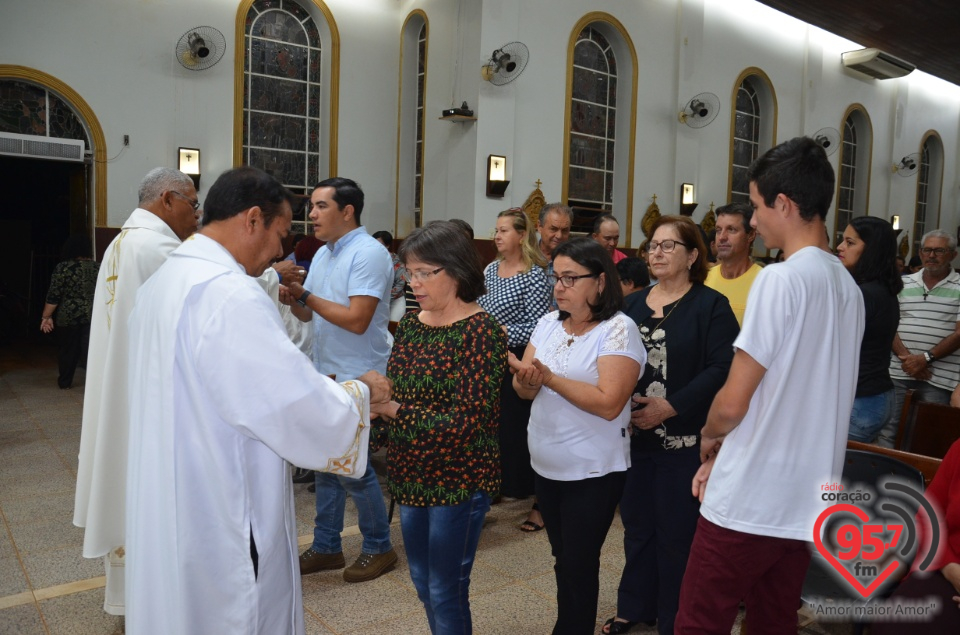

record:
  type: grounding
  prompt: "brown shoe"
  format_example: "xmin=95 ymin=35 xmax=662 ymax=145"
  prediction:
xmin=342 ymin=548 xmax=398 ymax=583
xmin=299 ymin=548 xmax=345 ymax=575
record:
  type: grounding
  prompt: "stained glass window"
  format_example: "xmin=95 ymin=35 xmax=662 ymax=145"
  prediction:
xmin=568 ymin=26 xmax=616 ymax=216
xmin=835 ymin=116 xmax=857 ymax=244
xmin=0 ymin=80 xmax=90 ymax=147
xmin=243 ymin=0 xmax=321 ymax=236
xmin=414 ymin=24 xmax=426 ymax=227
xmin=730 ymin=78 xmax=760 ymax=204
xmin=913 ymin=141 xmax=932 ymax=255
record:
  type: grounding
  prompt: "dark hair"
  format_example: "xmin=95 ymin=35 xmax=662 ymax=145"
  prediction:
xmin=908 ymin=255 xmax=922 ymax=268
xmin=747 ymin=136 xmax=835 ymax=221
xmin=203 ymin=167 xmax=293 ymax=226
xmin=314 ymin=177 xmax=364 ymax=225
xmin=372 ymin=230 xmax=394 ymax=247
xmin=398 ymin=221 xmax=485 ymax=302
xmin=648 ymin=215 xmax=709 ymax=284
xmin=848 ymin=217 xmax=904 ymax=296
xmin=714 ymin=202 xmax=754 ymax=232
xmin=539 ymin=203 xmax=574 ymax=226
xmin=552 ymin=237 xmax=623 ymax=322
xmin=449 ymin=218 xmax=474 ymax=240
xmin=616 ymin=257 xmax=650 ymax=288
xmin=592 ymin=213 xmax=619 ymax=235
xmin=61 ymin=234 xmax=93 ymax=260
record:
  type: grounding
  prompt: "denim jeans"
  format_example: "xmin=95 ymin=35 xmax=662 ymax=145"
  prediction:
xmin=312 ymin=455 xmax=392 ymax=555
xmin=847 ymin=389 xmax=895 ymax=443
xmin=876 ymin=379 xmax=951 ymax=448
xmin=399 ymin=491 xmax=490 ymax=634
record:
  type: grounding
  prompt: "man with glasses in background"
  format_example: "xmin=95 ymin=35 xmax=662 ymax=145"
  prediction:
xmin=877 ymin=229 xmax=960 ymax=447
xmin=287 ymin=177 xmax=399 ymax=582
xmin=74 ymin=167 xmax=200 ymax=617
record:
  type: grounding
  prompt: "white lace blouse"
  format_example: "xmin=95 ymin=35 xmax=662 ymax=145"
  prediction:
xmin=527 ymin=311 xmax=646 ymax=481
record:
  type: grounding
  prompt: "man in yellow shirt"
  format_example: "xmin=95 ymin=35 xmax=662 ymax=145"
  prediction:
xmin=704 ymin=202 xmax=763 ymax=325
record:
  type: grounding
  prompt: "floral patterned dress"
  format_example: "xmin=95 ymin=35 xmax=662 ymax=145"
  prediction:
xmin=385 ymin=310 xmax=507 ymax=506
xmin=637 ymin=314 xmax=698 ymax=450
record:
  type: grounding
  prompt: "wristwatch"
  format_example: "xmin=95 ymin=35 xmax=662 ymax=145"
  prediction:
xmin=924 ymin=351 xmax=936 ymax=364
xmin=296 ymin=289 xmax=312 ymax=307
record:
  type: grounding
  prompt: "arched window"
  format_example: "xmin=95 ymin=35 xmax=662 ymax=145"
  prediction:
xmin=833 ymin=106 xmax=872 ymax=245
xmin=568 ymin=26 xmax=616 ymax=216
xmin=0 ymin=80 xmax=90 ymax=149
xmin=238 ymin=0 xmax=339 ymax=236
xmin=563 ymin=14 xmax=637 ymax=243
xmin=728 ymin=70 xmax=777 ymax=205
xmin=913 ymin=132 xmax=945 ymax=256
xmin=395 ymin=11 xmax=428 ymax=235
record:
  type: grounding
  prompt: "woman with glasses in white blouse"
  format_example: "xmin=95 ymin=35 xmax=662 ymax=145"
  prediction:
xmin=511 ymin=237 xmax=645 ymax=634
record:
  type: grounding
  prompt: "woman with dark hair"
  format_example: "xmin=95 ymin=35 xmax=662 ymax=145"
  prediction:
xmin=511 ymin=237 xmax=645 ymax=634
xmin=372 ymin=229 xmax=406 ymax=320
xmin=836 ymin=216 xmax=902 ymax=442
xmin=605 ymin=215 xmax=738 ymax=635
xmin=377 ymin=221 xmax=506 ymax=633
xmin=478 ymin=209 xmax=551 ymax=531
xmin=40 ymin=234 xmax=100 ymax=389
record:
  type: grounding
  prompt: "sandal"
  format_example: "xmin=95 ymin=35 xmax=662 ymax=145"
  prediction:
xmin=519 ymin=502 xmax=544 ymax=532
xmin=602 ymin=617 xmax=639 ymax=634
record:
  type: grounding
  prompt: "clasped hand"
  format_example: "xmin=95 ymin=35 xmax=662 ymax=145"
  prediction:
xmin=278 ymin=281 xmax=305 ymax=307
xmin=630 ymin=395 xmax=677 ymax=430
xmin=899 ymin=352 xmax=932 ymax=381
xmin=507 ymin=352 xmax=553 ymax=390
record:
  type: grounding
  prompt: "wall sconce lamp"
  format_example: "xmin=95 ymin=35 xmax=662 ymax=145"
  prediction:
xmin=178 ymin=147 xmax=201 ymax=189
xmin=890 ymin=215 xmax=901 ymax=231
xmin=680 ymin=182 xmax=697 ymax=216
xmin=486 ymin=154 xmax=509 ymax=197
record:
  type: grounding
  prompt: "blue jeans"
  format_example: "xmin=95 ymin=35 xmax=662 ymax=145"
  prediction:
xmin=847 ymin=389 xmax=895 ymax=443
xmin=399 ymin=491 xmax=490 ymax=634
xmin=312 ymin=456 xmax=392 ymax=555
xmin=876 ymin=379 xmax=951 ymax=448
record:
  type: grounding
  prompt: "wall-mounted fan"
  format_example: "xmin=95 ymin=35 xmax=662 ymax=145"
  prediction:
xmin=892 ymin=153 xmax=920 ymax=177
xmin=678 ymin=92 xmax=720 ymax=128
xmin=812 ymin=127 xmax=841 ymax=156
xmin=176 ymin=26 xmax=226 ymax=71
xmin=481 ymin=42 xmax=529 ymax=86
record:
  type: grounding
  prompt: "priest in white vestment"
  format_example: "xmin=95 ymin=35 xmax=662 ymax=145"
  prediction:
xmin=73 ymin=167 xmax=199 ymax=615
xmin=124 ymin=166 xmax=391 ymax=635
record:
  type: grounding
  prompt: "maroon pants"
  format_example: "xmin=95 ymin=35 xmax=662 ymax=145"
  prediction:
xmin=675 ymin=516 xmax=811 ymax=634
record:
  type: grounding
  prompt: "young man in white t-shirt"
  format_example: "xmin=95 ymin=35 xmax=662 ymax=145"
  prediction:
xmin=674 ymin=136 xmax=865 ymax=633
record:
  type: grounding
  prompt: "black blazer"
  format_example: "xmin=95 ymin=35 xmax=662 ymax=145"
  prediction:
xmin=623 ymin=283 xmax=740 ymax=442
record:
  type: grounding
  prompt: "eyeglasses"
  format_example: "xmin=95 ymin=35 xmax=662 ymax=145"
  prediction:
xmin=646 ymin=239 xmax=689 ymax=254
xmin=171 ymin=190 xmax=200 ymax=211
xmin=401 ymin=267 xmax=444 ymax=283
xmin=920 ymin=247 xmax=951 ymax=256
xmin=546 ymin=273 xmax=599 ymax=288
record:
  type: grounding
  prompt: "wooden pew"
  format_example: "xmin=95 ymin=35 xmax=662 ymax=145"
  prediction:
xmin=895 ymin=389 xmax=960 ymax=459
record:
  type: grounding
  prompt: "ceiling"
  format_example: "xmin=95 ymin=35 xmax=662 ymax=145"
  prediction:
xmin=756 ymin=0 xmax=960 ymax=87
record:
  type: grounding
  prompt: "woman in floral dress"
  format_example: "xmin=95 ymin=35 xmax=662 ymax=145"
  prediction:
xmin=604 ymin=216 xmax=739 ymax=635
xmin=378 ymin=221 xmax=507 ymax=634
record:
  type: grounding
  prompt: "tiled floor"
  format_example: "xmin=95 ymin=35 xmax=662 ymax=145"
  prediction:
xmin=0 ymin=344 xmax=852 ymax=634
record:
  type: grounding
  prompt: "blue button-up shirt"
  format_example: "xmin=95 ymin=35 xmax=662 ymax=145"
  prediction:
xmin=304 ymin=227 xmax=393 ymax=380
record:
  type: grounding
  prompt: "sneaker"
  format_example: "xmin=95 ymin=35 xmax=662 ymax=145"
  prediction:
xmin=342 ymin=548 xmax=398 ymax=583
xmin=299 ymin=548 xmax=345 ymax=575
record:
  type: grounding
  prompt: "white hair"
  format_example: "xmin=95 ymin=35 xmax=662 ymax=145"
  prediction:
xmin=921 ymin=229 xmax=958 ymax=251
xmin=138 ymin=167 xmax=193 ymax=205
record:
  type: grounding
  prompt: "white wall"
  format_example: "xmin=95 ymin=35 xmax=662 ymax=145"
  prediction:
xmin=2 ymin=0 xmax=958 ymax=253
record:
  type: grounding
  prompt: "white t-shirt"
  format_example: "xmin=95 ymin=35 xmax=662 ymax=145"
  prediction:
xmin=700 ymin=247 xmax=864 ymax=541
xmin=527 ymin=311 xmax=646 ymax=481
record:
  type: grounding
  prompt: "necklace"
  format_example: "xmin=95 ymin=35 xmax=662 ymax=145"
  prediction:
xmin=650 ymin=285 xmax=691 ymax=333
xmin=564 ymin=318 xmax=594 ymax=346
